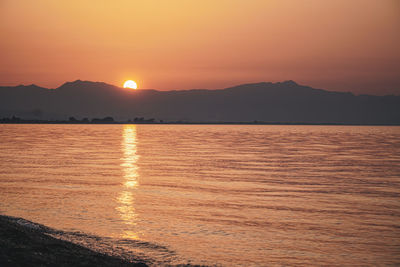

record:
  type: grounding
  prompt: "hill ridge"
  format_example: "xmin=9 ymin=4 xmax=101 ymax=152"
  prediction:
xmin=1 ymin=80 xmax=399 ymax=124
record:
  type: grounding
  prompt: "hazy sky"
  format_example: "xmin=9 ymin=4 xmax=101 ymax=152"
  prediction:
xmin=1 ymin=0 xmax=399 ymax=94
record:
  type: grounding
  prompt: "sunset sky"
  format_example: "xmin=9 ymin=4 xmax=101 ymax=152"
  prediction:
xmin=1 ymin=0 xmax=399 ymax=94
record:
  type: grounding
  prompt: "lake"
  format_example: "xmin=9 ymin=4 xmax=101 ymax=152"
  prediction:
xmin=1 ymin=124 xmax=400 ymax=266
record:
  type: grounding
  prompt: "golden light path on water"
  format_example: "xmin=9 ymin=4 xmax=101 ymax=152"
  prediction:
xmin=1 ymin=125 xmax=400 ymax=266
xmin=117 ymin=125 xmax=139 ymax=239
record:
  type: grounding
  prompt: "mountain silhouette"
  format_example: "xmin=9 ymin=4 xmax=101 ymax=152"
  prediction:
xmin=1 ymin=80 xmax=399 ymax=124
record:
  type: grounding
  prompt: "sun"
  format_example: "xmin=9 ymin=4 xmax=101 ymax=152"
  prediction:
xmin=123 ymin=80 xmax=137 ymax=90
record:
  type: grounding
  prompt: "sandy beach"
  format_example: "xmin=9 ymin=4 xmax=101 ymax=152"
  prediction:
xmin=0 ymin=215 xmax=148 ymax=267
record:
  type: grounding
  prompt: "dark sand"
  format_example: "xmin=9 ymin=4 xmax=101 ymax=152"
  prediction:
xmin=0 ymin=215 xmax=147 ymax=267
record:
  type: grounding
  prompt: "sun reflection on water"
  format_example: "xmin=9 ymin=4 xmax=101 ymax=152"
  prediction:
xmin=117 ymin=125 xmax=140 ymax=239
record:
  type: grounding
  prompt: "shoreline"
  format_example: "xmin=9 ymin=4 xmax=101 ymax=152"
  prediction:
xmin=0 ymin=215 xmax=147 ymax=267
xmin=1 ymin=122 xmax=399 ymax=126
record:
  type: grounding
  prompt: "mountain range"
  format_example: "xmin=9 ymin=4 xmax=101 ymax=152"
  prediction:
xmin=1 ymin=80 xmax=399 ymax=124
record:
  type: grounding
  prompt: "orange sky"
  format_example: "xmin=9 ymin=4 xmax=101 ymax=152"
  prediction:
xmin=1 ymin=0 xmax=399 ymax=94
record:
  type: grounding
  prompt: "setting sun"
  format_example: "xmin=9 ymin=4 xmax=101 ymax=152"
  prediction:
xmin=123 ymin=80 xmax=137 ymax=90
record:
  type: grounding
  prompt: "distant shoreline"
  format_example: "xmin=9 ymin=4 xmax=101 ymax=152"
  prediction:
xmin=1 ymin=116 xmax=400 ymax=126
xmin=0 ymin=121 xmax=399 ymax=126
xmin=0 ymin=215 xmax=147 ymax=267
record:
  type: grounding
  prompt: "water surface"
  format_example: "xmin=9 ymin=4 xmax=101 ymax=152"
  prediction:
xmin=1 ymin=124 xmax=400 ymax=265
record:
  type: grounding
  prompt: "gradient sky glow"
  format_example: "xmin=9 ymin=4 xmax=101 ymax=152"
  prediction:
xmin=1 ymin=0 xmax=399 ymax=94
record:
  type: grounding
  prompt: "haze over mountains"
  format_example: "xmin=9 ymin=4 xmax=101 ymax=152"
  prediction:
xmin=0 ymin=80 xmax=399 ymax=124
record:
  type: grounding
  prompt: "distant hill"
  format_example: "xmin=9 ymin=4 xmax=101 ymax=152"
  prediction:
xmin=1 ymin=80 xmax=399 ymax=124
